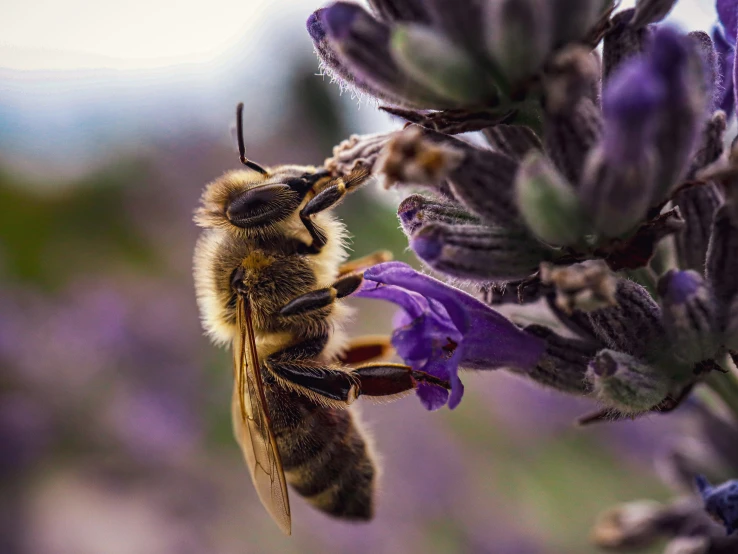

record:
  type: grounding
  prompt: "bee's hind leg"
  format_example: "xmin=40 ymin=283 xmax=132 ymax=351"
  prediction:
xmin=266 ymin=336 xmax=450 ymax=406
xmin=279 ymin=273 xmax=363 ymax=317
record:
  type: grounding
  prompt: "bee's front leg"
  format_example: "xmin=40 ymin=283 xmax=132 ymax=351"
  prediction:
xmin=298 ymin=168 xmax=372 ymax=254
xmin=279 ymin=274 xmax=363 ymax=317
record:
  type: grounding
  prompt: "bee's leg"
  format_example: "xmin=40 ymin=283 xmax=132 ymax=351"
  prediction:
xmin=299 ymin=169 xmax=372 ymax=254
xmin=279 ymin=274 xmax=363 ymax=317
xmin=266 ymin=336 xmax=450 ymax=405
xmin=268 ymin=357 xmax=450 ymax=405
xmin=350 ymin=364 xmax=451 ymax=398
xmin=337 ymin=250 xmax=393 ymax=277
xmin=338 ymin=336 xmax=393 ymax=365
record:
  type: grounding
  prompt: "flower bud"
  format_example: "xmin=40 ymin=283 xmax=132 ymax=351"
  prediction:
xmin=307 ymin=3 xmax=453 ymax=108
xmin=580 ymin=54 xmax=664 ymax=237
xmin=392 ymin=24 xmax=498 ymax=105
xmin=631 ymin=0 xmax=678 ymax=29
xmin=657 ymin=270 xmax=720 ymax=364
xmin=397 ymin=194 xmax=478 ymax=236
xmin=515 ymin=151 xmax=589 ymax=246
xmin=446 ymin=144 xmax=521 ymax=227
xmin=520 ymin=324 xmax=598 ymax=395
xmin=486 ymin=0 xmax=552 ymax=85
xmin=584 ymin=279 xmax=666 ymax=361
xmin=712 ymin=26 xmax=735 ymax=117
xmin=588 ymin=349 xmax=671 ymax=413
xmin=688 ymin=31 xmax=719 ymax=112
xmin=650 ymin=27 xmax=706 ymax=203
xmin=410 ymin=222 xmax=553 ymax=282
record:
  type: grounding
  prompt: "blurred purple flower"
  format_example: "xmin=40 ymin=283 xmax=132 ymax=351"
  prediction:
xmin=356 ymin=262 xmax=545 ymax=410
xmin=717 ymin=0 xmax=738 ymax=43
xmin=712 ymin=25 xmax=735 ymax=116
xmin=0 ymin=393 xmax=52 ymax=476
xmin=696 ymin=475 xmax=738 ymax=535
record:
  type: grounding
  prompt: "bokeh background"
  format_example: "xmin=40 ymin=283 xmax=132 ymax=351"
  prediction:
xmin=0 ymin=1 xmax=723 ymax=552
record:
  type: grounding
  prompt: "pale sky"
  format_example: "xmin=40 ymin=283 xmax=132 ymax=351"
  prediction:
xmin=0 ymin=0 xmax=317 ymax=70
xmin=0 ymin=0 xmax=720 ymax=72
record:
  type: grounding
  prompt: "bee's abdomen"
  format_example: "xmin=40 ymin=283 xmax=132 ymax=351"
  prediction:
xmin=275 ymin=403 xmax=375 ymax=520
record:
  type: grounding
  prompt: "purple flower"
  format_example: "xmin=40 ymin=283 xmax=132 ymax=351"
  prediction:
xmin=712 ymin=25 xmax=735 ymax=115
xmin=717 ymin=0 xmax=738 ymax=43
xmin=696 ymin=475 xmax=738 ymax=535
xmin=601 ymin=58 xmax=665 ymax=162
xmin=356 ymin=262 xmax=546 ymax=410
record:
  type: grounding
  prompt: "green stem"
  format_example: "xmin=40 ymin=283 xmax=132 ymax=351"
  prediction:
xmin=704 ymin=364 xmax=738 ymax=423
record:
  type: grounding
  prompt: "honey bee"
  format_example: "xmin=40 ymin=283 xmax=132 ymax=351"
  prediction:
xmin=193 ymin=104 xmax=449 ymax=534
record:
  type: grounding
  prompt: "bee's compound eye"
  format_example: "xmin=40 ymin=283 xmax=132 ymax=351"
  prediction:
xmin=227 ymin=184 xmax=294 ymax=227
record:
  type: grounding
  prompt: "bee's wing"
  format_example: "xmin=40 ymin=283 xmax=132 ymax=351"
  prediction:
xmin=232 ymin=295 xmax=291 ymax=535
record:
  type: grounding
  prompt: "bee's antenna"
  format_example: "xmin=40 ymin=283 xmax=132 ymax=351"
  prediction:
xmin=236 ymin=102 xmax=268 ymax=176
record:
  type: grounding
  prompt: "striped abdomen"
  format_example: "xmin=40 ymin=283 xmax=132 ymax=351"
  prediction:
xmin=267 ymin=386 xmax=375 ymax=520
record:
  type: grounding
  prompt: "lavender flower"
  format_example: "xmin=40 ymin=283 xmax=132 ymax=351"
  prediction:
xmin=305 ymin=1 xmax=738 ymax=550
xmin=356 ymin=262 xmax=545 ymax=410
xmin=712 ymin=25 xmax=735 ymax=116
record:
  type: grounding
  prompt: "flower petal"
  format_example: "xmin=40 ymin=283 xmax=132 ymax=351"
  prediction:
xmin=416 ymin=381 xmax=450 ymax=410
xmin=364 ymin=262 xmax=546 ymax=369
xmin=717 ymin=0 xmax=738 ymax=42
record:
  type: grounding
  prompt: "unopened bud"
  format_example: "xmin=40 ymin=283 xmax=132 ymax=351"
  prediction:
xmin=397 ymin=194 xmax=478 ymax=236
xmin=515 ymin=151 xmax=589 ymax=246
xmin=487 ymin=0 xmax=552 ymax=85
xmin=584 ymin=279 xmax=666 ymax=360
xmin=588 ymin=349 xmax=671 ymax=413
xmin=410 ymin=222 xmax=553 ymax=282
xmin=657 ymin=270 xmax=720 ymax=364
xmin=631 ymin=0 xmax=678 ymax=29
xmin=521 ymin=324 xmax=598 ymax=395
xmin=392 ymin=24 xmax=498 ymax=105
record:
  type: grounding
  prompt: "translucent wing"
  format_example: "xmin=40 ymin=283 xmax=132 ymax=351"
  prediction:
xmin=232 ymin=294 xmax=291 ymax=535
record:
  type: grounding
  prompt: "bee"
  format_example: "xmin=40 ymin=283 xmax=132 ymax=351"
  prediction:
xmin=193 ymin=104 xmax=449 ymax=535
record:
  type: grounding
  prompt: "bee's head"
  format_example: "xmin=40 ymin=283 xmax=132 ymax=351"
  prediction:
xmin=194 ymin=102 xmax=331 ymax=231
xmin=194 ymin=166 xmax=329 ymax=230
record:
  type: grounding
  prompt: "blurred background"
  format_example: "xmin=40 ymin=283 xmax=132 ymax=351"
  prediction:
xmin=0 ymin=1 xmax=723 ymax=552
